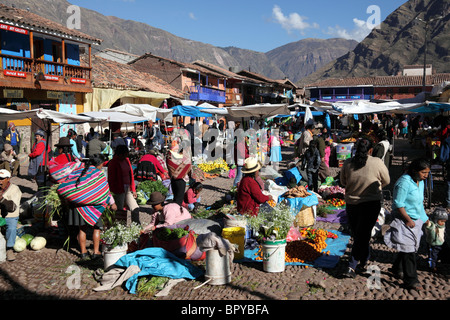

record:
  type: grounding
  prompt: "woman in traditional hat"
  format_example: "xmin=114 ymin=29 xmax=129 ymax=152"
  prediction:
xmin=236 ymin=157 xmax=273 ymax=216
xmin=53 ymin=137 xmax=76 ymax=165
xmin=141 ymin=191 xmax=191 ymax=233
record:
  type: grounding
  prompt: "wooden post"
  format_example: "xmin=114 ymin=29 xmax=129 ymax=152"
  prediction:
xmin=61 ymin=39 xmax=65 ymax=77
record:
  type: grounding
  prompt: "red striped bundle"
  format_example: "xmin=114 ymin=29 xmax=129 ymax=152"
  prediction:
xmin=48 ymin=159 xmax=84 ymax=183
xmin=166 ymin=150 xmax=191 ymax=180
xmin=57 ymin=166 xmax=112 ymax=226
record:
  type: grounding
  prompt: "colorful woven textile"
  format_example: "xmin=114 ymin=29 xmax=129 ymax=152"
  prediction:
xmin=48 ymin=159 xmax=84 ymax=183
xmin=57 ymin=167 xmax=111 ymax=226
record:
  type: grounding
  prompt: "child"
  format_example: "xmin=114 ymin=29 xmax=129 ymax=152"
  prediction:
xmin=324 ymin=140 xmax=331 ymax=168
xmin=182 ymin=182 xmax=203 ymax=212
xmin=424 ymin=207 xmax=448 ymax=272
xmin=303 ymin=140 xmax=321 ymax=193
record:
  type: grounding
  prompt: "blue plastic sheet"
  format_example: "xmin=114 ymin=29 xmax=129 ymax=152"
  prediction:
xmin=239 ymin=230 xmax=351 ymax=269
xmin=278 ymin=193 xmax=319 ymax=215
xmin=114 ymin=247 xmax=204 ymax=294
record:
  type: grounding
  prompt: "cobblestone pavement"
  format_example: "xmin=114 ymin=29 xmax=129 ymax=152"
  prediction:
xmin=0 ymin=138 xmax=449 ymax=303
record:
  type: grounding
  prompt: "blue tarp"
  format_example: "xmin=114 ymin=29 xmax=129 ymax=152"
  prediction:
xmin=278 ymin=193 xmax=320 ymax=215
xmin=407 ymin=102 xmax=450 ymax=114
xmin=240 ymin=230 xmax=351 ymax=268
xmin=114 ymin=247 xmax=204 ymax=294
xmin=297 ymin=111 xmax=323 ymax=117
xmin=171 ymin=105 xmax=213 ymax=118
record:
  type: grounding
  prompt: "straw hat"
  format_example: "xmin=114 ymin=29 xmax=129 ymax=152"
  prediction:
xmin=242 ymin=157 xmax=262 ymax=174
xmin=55 ymin=137 xmax=72 ymax=148
xmin=147 ymin=192 xmax=166 ymax=205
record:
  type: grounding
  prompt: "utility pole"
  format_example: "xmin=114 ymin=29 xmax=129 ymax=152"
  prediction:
xmin=416 ymin=15 xmax=444 ymax=94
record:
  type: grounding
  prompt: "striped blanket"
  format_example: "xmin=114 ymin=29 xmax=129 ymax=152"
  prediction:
xmin=57 ymin=166 xmax=112 ymax=226
xmin=48 ymin=159 xmax=84 ymax=183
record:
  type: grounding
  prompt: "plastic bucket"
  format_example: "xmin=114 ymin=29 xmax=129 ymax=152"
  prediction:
xmin=222 ymin=227 xmax=245 ymax=260
xmin=103 ymin=244 xmax=128 ymax=270
xmin=205 ymin=249 xmax=231 ymax=285
xmin=262 ymin=239 xmax=287 ymax=273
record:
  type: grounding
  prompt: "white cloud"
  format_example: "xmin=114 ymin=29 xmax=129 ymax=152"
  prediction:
xmin=272 ymin=5 xmax=318 ymax=34
xmin=189 ymin=12 xmax=197 ymax=20
xmin=326 ymin=18 xmax=375 ymax=42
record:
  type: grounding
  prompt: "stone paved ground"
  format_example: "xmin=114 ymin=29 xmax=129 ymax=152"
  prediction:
xmin=0 ymin=137 xmax=449 ymax=304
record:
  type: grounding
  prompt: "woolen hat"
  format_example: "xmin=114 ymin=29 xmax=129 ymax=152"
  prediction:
xmin=432 ymin=207 xmax=448 ymax=222
xmin=147 ymin=192 xmax=166 ymax=205
xmin=55 ymin=137 xmax=72 ymax=148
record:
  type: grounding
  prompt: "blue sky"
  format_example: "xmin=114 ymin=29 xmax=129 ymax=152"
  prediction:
xmin=69 ymin=0 xmax=408 ymax=52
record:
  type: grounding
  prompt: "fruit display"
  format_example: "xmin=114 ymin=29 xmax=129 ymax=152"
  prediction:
xmin=283 ymin=186 xmax=311 ymax=198
xmin=340 ymin=138 xmax=356 ymax=143
xmin=254 ymin=227 xmax=338 ymax=263
xmin=267 ymin=199 xmax=277 ymax=207
xmin=197 ymin=158 xmax=230 ymax=174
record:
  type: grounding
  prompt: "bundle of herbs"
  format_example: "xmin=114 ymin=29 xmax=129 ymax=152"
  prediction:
xmin=246 ymin=202 xmax=294 ymax=241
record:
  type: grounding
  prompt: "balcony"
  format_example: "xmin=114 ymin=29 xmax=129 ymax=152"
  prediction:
xmin=0 ymin=53 xmax=92 ymax=92
xmin=189 ymin=85 xmax=226 ymax=103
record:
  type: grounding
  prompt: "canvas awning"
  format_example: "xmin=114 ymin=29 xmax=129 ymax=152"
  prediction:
xmin=80 ymin=111 xmax=148 ymax=123
xmin=171 ymin=105 xmax=213 ymax=118
xmin=84 ymin=88 xmax=170 ymax=112
xmin=0 ymin=108 xmax=102 ymax=123
xmin=100 ymin=104 xmax=173 ymax=122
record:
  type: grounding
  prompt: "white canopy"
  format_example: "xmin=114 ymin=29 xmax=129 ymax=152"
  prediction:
xmin=226 ymin=103 xmax=290 ymax=119
xmin=80 ymin=111 xmax=148 ymax=123
xmin=0 ymin=108 xmax=102 ymax=123
xmin=100 ymin=104 xmax=173 ymax=122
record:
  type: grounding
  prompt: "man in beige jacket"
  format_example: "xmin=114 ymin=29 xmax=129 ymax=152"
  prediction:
xmin=0 ymin=143 xmax=20 ymax=177
xmin=0 ymin=169 xmax=22 ymax=261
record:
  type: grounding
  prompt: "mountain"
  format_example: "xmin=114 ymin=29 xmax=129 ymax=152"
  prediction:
xmin=300 ymin=0 xmax=450 ymax=86
xmin=265 ymin=38 xmax=358 ymax=82
xmin=2 ymin=0 xmax=358 ymax=83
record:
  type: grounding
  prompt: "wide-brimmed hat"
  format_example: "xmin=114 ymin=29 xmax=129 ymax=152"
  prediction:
xmin=3 ymin=143 xmax=12 ymax=151
xmin=147 ymin=192 xmax=166 ymax=205
xmin=242 ymin=157 xmax=262 ymax=174
xmin=55 ymin=137 xmax=72 ymax=148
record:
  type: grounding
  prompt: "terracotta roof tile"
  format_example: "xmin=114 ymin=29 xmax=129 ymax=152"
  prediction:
xmin=306 ymin=74 xmax=450 ymax=88
xmin=0 ymin=4 xmax=102 ymax=44
xmin=91 ymin=55 xmax=184 ymax=98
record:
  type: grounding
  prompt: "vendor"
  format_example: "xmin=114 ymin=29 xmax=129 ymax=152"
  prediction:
xmin=182 ymin=182 xmax=203 ymax=212
xmin=237 ymin=157 xmax=273 ymax=216
xmin=142 ymin=191 xmax=192 ymax=233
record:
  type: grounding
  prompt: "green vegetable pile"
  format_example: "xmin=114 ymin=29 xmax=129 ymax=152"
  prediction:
xmin=156 ymin=227 xmax=189 ymax=241
xmin=136 ymin=180 xmax=169 ymax=198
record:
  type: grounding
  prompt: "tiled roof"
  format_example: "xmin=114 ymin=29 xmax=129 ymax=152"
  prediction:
xmin=237 ymin=69 xmax=297 ymax=88
xmin=129 ymin=53 xmax=226 ymax=79
xmin=306 ymin=74 xmax=450 ymax=88
xmin=91 ymin=55 xmax=184 ymax=98
xmin=0 ymin=4 xmax=102 ymax=44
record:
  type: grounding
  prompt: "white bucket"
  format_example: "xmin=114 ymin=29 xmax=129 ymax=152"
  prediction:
xmin=103 ymin=244 xmax=128 ymax=270
xmin=0 ymin=234 xmax=6 ymax=263
xmin=262 ymin=239 xmax=287 ymax=273
xmin=204 ymin=249 xmax=231 ymax=285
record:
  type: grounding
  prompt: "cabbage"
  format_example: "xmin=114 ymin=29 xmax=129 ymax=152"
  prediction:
xmin=21 ymin=234 xmax=34 ymax=246
xmin=13 ymin=238 xmax=27 ymax=252
xmin=30 ymin=237 xmax=46 ymax=251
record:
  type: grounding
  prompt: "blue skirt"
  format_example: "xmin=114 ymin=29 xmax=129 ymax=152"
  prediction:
xmin=270 ymin=146 xmax=282 ymax=162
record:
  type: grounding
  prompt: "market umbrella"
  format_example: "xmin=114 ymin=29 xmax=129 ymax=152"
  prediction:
xmin=100 ymin=104 xmax=173 ymax=122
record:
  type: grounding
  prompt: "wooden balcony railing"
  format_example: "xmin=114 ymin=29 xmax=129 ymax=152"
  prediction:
xmin=1 ymin=53 xmax=91 ymax=80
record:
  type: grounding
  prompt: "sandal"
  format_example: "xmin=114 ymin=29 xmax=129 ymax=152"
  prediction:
xmin=79 ymin=252 xmax=90 ymax=261
xmin=91 ymin=253 xmax=103 ymax=260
